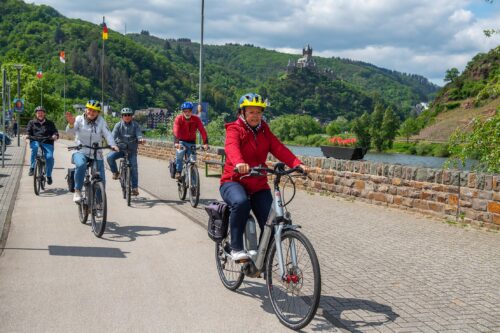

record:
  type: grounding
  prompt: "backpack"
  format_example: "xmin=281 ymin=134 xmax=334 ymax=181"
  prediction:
xmin=66 ymin=168 xmax=75 ymax=193
xmin=168 ymin=160 xmax=176 ymax=179
xmin=205 ymin=201 xmax=230 ymax=242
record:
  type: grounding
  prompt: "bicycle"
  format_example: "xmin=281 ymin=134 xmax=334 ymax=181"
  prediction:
xmin=177 ymin=145 xmax=204 ymax=207
xmin=215 ymin=163 xmax=321 ymax=330
xmin=31 ymin=136 xmax=51 ymax=196
xmin=68 ymin=143 xmax=112 ymax=237
xmin=117 ymin=137 xmax=137 ymax=207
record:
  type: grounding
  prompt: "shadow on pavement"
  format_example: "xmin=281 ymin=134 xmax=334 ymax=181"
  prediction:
xmin=2 ymin=246 xmax=129 ymax=259
xmin=320 ymin=296 xmax=399 ymax=333
xmin=101 ymin=221 xmax=176 ymax=242
xmin=0 ymin=174 xmax=9 ymax=178
xmin=232 ymin=280 xmax=338 ymax=331
xmin=131 ymin=197 xmax=183 ymax=209
xmin=226 ymin=279 xmax=399 ymax=332
xmin=40 ymin=187 xmax=69 ymax=196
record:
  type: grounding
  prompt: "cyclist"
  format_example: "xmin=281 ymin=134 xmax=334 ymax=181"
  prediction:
xmin=106 ymin=107 xmax=145 ymax=196
xmin=173 ymin=101 xmax=209 ymax=179
xmin=219 ymin=93 xmax=308 ymax=261
xmin=26 ymin=106 xmax=59 ymax=185
xmin=65 ymin=100 xmax=118 ymax=203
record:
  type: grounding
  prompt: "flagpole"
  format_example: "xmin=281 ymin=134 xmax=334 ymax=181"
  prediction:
xmin=64 ymin=56 xmax=66 ymax=113
xmin=101 ymin=16 xmax=105 ymax=107
xmin=40 ymin=67 xmax=43 ymax=107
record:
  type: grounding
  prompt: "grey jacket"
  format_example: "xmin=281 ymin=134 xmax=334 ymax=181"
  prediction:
xmin=66 ymin=115 xmax=116 ymax=160
xmin=112 ymin=120 xmax=143 ymax=152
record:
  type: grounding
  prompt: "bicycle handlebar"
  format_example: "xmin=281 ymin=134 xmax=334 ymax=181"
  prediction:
xmin=234 ymin=163 xmax=306 ymax=177
xmin=30 ymin=136 xmax=53 ymax=142
xmin=67 ymin=144 xmax=113 ymax=151
xmin=177 ymin=145 xmax=206 ymax=151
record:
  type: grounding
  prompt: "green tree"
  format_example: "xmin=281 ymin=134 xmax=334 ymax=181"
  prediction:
xmin=381 ymin=106 xmax=400 ymax=149
xmin=352 ymin=112 xmax=371 ymax=148
xmin=269 ymin=115 xmax=322 ymax=142
xmin=370 ymin=104 xmax=385 ymax=151
xmin=444 ymin=68 xmax=460 ymax=83
xmin=399 ymin=117 xmax=419 ymax=142
xmin=325 ymin=116 xmax=350 ymax=136
xmin=206 ymin=113 xmax=230 ymax=146
xmin=448 ymin=111 xmax=500 ymax=173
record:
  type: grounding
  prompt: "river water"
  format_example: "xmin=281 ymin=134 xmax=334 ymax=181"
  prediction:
xmin=288 ymin=145 xmax=476 ymax=170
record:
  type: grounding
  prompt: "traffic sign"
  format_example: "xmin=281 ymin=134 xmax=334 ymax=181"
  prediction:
xmin=13 ymin=98 xmax=24 ymax=113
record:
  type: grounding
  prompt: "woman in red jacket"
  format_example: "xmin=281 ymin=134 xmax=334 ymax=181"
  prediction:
xmin=220 ymin=93 xmax=307 ymax=261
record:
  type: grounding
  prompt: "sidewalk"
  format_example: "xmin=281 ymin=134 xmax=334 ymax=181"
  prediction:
xmin=0 ymin=140 xmax=26 ymax=251
xmin=137 ymin=151 xmax=500 ymax=333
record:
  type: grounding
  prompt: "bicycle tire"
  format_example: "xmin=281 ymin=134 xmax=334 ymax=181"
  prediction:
xmin=91 ymin=182 xmax=107 ymax=237
xmin=78 ymin=185 xmax=89 ymax=224
xmin=33 ymin=159 xmax=41 ymax=195
xmin=126 ymin=165 xmax=132 ymax=207
xmin=119 ymin=160 xmax=126 ymax=199
xmin=265 ymin=229 xmax=321 ymax=330
xmin=40 ymin=161 xmax=46 ymax=190
xmin=177 ymin=170 xmax=187 ymax=200
xmin=215 ymin=236 xmax=244 ymax=290
xmin=188 ymin=165 xmax=200 ymax=207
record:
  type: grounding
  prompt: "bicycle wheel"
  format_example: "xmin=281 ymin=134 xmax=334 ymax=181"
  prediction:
xmin=78 ymin=184 xmax=89 ymax=224
xmin=188 ymin=165 xmax=200 ymax=207
xmin=177 ymin=169 xmax=187 ymax=200
xmin=126 ymin=165 xmax=132 ymax=207
xmin=215 ymin=235 xmax=244 ymax=290
xmin=265 ymin=229 xmax=321 ymax=330
xmin=40 ymin=161 xmax=46 ymax=190
xmin=33 ymin=160 xmax=41 ymax=195
xmin=119 ymin=161 xmax=126 ymax=199
xmin=91 ymin=182 xmax=107 ymax=237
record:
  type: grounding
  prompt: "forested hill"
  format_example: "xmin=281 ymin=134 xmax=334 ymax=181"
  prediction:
xmin=1 ymin=0 xmax=438 ymax=124
xmin=130 ymin=33 xmax=439 ymax=115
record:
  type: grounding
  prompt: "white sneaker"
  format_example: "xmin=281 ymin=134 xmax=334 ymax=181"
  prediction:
xmin=230 ymin=250 xmax=249 ymax=261
xmin=73 ymin=190 xmax=82 ymax=203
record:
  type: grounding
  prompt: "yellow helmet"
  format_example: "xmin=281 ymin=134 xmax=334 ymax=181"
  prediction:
xmin=238 ymin=93 xmax=267 ymax=110
xmin=85 ymin=100 xmax=102 ymax=112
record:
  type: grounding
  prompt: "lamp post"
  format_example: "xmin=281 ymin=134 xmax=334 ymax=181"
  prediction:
xmin=13 ymin=64 xmax=23 ymax=146
xmin=198 ymin=0 xmax=204 ymax=106
xmin=2 ymin=68 xmax=6 ymax=167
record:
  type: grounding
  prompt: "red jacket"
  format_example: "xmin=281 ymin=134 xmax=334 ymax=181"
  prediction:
xmin=220 ymin=118 xmax=302 ymax=194
xmin=173 ymin=115 xmax=208 ymax=144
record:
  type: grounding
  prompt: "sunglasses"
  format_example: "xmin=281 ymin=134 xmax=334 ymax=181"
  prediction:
xmin=182 ymin=109 xmax=192 ymax=112
xmin=122 ymin=114 xmax=133 ymax=117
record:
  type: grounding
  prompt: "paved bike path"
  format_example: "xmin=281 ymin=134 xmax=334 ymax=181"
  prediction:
xmin=0 ymin=141 xmax=337 ymax=332
xmin=137 ymin=145 xmax=500 ymax=333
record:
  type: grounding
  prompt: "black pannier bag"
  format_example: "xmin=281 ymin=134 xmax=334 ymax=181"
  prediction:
xmin=168 ymin=160 xmax=176 ymax=179
xmin=205 ymin=201 xmax=230 ymax=242
xmin=66 ymin=168 xmax=75 ymax=193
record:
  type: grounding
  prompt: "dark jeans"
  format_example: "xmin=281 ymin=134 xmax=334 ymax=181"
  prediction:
xmin=220 ymin=182 xmax=273 ymax=251
xmin=107 ymin=151 xmax=139 ymax=188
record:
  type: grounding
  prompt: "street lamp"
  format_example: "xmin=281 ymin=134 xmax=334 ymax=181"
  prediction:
xmin=13 ymin=64 xmax=23 ymax=146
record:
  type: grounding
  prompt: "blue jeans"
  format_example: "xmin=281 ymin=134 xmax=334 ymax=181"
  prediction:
xmin=72 ymin=152 xmax=105 ymax=191
xmin=175 ymin=141 xmax=196 ymax=172
xmin=107 ymin=151 xmax=139 ymax=188
xmin=30 ymin=141 xmax=55 ymax=177
xmin=220 ymin=182 xmax=273 ymax=251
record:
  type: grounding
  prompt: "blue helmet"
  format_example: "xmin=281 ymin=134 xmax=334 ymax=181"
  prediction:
xmin=181 ymin=102 xmax=194 ymax=110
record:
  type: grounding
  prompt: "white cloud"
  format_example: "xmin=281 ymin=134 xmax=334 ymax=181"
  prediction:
xmin=27 ymin=0 xmax=499 ymax=86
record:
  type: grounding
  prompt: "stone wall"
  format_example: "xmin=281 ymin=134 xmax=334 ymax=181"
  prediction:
xmin=61 ymin=133 xmax=500 ymax=230
xmin=139 ymin=140 xmax=500 ymax=230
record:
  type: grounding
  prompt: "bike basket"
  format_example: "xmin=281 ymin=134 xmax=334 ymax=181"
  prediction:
xmin=66 ymin=168 xmax=76 ymax=193
xmin=168 ymin=160 xmax=176 ymax=179
xmin=205 ymin=201 xmax=230 ymax=242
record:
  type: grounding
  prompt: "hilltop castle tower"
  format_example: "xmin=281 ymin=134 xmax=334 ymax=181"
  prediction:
xmin=286 ymin=44 xmax=317 ymax=71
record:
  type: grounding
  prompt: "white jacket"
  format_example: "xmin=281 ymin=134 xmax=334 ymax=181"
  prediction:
xmin=66 ymin=115 xmax=116 ymax=160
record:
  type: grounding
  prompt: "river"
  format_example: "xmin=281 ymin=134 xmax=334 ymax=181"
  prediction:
xmin=288 ymin=146 xmax=476 ymax=170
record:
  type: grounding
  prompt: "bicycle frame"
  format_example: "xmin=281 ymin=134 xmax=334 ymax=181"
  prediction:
xmin=241 ymin=164 xmax=302 ymax=279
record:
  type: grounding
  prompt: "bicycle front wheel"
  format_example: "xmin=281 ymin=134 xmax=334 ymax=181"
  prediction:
xmin=265 ymin=229 xmax=321 ymax=330
xmin=177 ymin=171 xmax=187 ymax=200
xmin=126 ymin=166 xmax=132 ymax=207
xmin=91 ymin=182 xmax=107 ymax=237
xmin=33 ymin=160 xmax=41 ymax=195
xmin=215 ymin=236 xmax=244 ymax=291
xmin=78 ymin=184 xmax=89 ymax=224
xmin=119 ymin=161 xmax=126 ymax=199
xmin=188 ymin=165 xmax=200 ymax=207
xmin=40 ymin=161 xmax=46 ymax=190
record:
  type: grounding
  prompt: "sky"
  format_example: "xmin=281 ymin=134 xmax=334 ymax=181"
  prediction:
xmin=28 ymin=0 xmax=500 ymax=86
